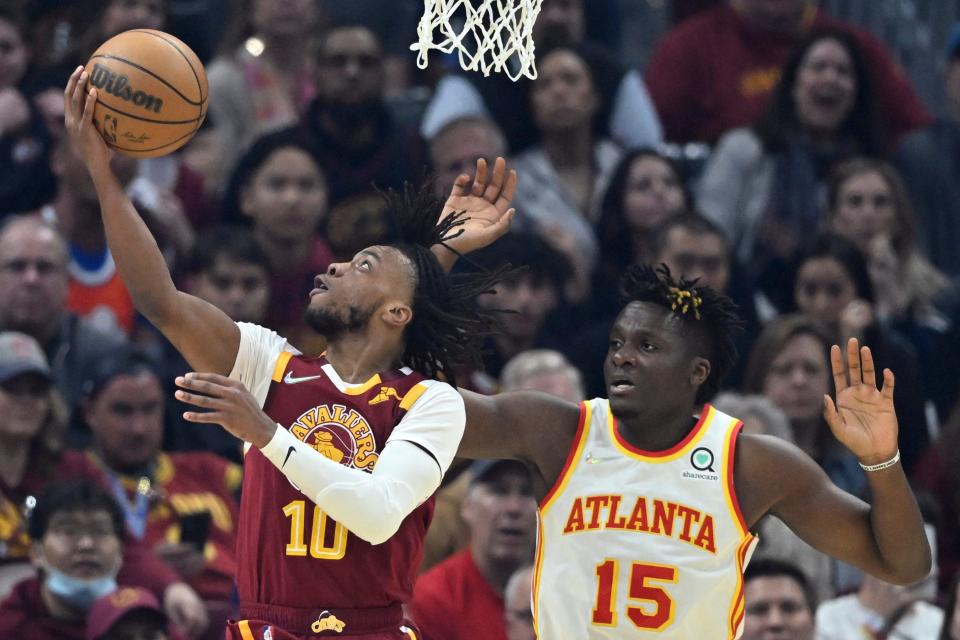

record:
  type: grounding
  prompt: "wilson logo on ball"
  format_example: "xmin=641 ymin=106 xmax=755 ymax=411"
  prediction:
xmin=90 ymin=63 xmax=164 ymax=113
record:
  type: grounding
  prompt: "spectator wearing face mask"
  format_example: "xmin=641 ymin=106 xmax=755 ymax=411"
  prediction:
xmin=0 ymin=481 xmax=206 ymax=639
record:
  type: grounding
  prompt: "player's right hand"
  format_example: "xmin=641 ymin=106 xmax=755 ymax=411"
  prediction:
xmin=438 ymin=156 xmax=517 ymax=255
xmin=63 ymin=65 xmax=112 ymax=170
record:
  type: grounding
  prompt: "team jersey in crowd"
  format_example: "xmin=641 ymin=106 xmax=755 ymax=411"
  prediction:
xmin=228 ymin=323 xmax=464 ymax=636
xmin=62 ymin=450 xmax=242 ymax=602
xmin=534 ymin=398 xmax=757 ymax=639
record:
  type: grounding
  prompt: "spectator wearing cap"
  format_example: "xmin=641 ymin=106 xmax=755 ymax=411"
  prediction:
xmin=894 ymin=25 xmax=960 ymax=277
xmin=645 ymin=0 xmax=929 ymax=147
xmin=64 ymin=349 xmax=240 ymax=640
xmin=0 ymin=330 xmax=71 ymax=595
xmin=410 ymin=460 xmax=537 ymax=640
xmin=87 ymin=586 xmax=180 ymax=640
xmin=0 ymin=215 xmax=127 ymax=407
xmin=0 ymin=481 xmax=206 ymax=640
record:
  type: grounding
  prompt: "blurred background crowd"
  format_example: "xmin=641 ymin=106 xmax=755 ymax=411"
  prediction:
xmin=0 ymin=0 xmax=959 ymax=638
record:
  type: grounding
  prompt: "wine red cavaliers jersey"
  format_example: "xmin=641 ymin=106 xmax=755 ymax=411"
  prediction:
xmin=228 ymin=323 xmax=464 ymax=636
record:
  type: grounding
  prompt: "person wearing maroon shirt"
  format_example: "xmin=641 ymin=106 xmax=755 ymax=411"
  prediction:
xmin=68 ymin=348 xmax=242 ymax=640
xmin=645 ymin=0 xmax=930 ymax=147
xmin=410 ymin=460 xmax=537 ymax=640
xmin=0 ymin=332 xmax=206 ymax=634
xmin=86 ymin=586 xmax=184 ymax=640
xmin=65 ymin=64 xmax=517 ymax=640
xmin=0 ymin=481 xmax=204 ymax=640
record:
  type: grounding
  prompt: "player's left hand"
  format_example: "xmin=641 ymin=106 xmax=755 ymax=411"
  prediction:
xmin=823 ymin=338 xmax=899 ymax=467
xmin=175 ymin=372 xmax=278 ymax=449
xmin=438 ymin=156 xmax=517 ymax=255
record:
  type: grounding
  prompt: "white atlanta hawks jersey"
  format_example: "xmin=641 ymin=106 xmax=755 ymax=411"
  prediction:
xmin=533 ymin=399 xmax=758 ymax=639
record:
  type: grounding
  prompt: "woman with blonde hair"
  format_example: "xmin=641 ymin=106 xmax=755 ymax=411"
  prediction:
xmin=826 ymin=157 xmax=951 ymax=324
xmin=825 ymin=157 xmax=956 ymax=419
xmin=0 ymin=332 xmax=72 ymax=596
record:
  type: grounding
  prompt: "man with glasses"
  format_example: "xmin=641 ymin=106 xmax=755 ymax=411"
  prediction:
xmin=0 ymin=481 xmax=206 ymax=639
xmin=291 ymin=24 xmax=426 ymax=210
xmin=0 ymin=215 xmax=125 ymax=407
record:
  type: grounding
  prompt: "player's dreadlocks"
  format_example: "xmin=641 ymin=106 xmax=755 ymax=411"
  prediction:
xmin=620 ymin=264 xmax=741 ymax=404
xmin=381 ymin=182 xmax=507 ymax=386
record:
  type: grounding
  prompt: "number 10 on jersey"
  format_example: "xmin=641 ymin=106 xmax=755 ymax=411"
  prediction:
xmin=593 ymin=560 xmax=678 ymax=630
xmin=283 ymin=500 xmax=348 ymax=559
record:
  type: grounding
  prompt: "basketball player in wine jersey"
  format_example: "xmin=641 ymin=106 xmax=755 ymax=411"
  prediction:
xmin=432 ymin=242 xmax=932 ymax=636
xmin=64 ymin=67 xmax=517 ymax=640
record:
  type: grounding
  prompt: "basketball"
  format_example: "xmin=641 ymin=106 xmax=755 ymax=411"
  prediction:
xmin=84 ymin=29 xmax=207 ymax=158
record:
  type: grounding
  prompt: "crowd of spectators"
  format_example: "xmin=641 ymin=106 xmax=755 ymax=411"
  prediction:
xmin=0 ymin=0 xmax=960 ymax=638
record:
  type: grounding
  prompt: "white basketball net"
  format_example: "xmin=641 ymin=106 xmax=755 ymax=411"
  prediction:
xmin=411 ymin=0 xmax=544 ymax=81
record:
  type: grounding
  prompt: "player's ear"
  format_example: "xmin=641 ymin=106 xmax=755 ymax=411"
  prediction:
xmin=689 ymin=356 xmax=710 ymax=389
xmin=382 ymin=301 xmax=412 ymax=328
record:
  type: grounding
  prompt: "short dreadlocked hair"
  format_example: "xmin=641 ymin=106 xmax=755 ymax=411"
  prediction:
xmin=380 ymin=182 xmax=507 ymax=386
xmin=619 ymin=265 xmax=741 ymax=404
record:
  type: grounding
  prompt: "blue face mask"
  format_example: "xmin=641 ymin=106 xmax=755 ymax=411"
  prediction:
xmin=44 ymin=567 xmax=118 ymax=610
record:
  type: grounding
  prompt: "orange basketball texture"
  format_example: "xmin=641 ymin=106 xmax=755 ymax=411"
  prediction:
xmin=85 ymin=29 xmax=207 ymax=158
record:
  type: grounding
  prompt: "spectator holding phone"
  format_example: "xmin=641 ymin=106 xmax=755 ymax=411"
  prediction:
xmin=64 ymin=348 xmax=241 ymax=640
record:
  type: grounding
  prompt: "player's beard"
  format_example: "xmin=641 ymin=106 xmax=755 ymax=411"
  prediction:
xmin=305 ymin=302 xmax=375 ymax=339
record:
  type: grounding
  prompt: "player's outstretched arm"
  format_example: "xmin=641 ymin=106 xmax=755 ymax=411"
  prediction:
xmin=431 ymin=157 xmax=516 ymax=273
xmin=457 ymin=389 xmax=581 ymax=488
xmin=738 ymin=339 xmax=931 ymax=585
xmin=64 ymin=67 xmax=239 ymax=375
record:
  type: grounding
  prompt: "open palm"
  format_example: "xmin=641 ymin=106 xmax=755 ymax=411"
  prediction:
xmin=823 ymin=338 xmax=899 ymax=466
xmin=439 ymin=157 xmax=517 ymax=255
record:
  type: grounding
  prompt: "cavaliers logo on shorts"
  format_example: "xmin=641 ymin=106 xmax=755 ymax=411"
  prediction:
xmin=289 ymin=403 xmax=379 ymax=471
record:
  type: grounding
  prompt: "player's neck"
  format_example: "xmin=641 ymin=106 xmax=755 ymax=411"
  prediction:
xmin=324 ymin=334 xmax=403 ymax=383
xmin=616 ymin=407 xmax=699 ymax=453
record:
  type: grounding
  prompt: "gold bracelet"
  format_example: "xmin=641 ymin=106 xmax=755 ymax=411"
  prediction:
xmin=858 ymin=450 xmax=900 ymax=472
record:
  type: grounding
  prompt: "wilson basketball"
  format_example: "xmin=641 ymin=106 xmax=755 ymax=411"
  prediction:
xmin=85 ymin=29 xmax=207 ymax=158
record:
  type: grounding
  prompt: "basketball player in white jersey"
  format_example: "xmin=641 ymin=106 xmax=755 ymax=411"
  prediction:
xmin=432 ymin=216 xmax=931 ymax=637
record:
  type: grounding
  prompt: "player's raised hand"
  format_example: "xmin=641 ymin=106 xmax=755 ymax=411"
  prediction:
xmin=823 ymin=338 xmax=899 ymax=467
xmin=438 ymin=157 xmax=517 ymax=256
xmin=175 ymin=372 xmax=278 ymax=448
xmin=63 ymin=66 xmax=112 ymax=170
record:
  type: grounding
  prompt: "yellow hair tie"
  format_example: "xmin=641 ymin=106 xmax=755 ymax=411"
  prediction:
xmin=668 ymin=287 xmax=702 ymax=320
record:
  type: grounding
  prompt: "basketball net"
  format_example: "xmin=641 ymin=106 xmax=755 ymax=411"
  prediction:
xmin=411 ymin=0 xmax=544 ymax=81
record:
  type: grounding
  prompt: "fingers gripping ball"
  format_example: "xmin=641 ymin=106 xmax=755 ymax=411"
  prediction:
xmin=85 ymin=29 xmax=207 ymax=158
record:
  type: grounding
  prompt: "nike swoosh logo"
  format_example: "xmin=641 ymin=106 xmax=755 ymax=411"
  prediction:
xmin=282 ymin=446 xmax=296 ymax=469
xmin=284 ymin=372 xmax=324 ymax=385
